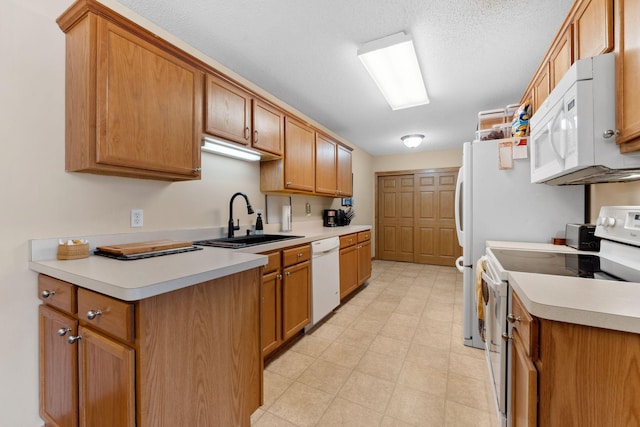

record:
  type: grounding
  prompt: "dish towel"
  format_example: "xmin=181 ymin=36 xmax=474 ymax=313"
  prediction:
xmin=475 ymin=257 xmax=486 ymax=342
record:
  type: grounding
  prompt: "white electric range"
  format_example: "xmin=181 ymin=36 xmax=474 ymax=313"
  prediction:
xmin=480 ymin=206 xmax=640 ymax=426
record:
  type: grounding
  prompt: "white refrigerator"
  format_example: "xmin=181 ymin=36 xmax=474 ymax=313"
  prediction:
xmin=455 ymin=140 xmax=585 ymax=348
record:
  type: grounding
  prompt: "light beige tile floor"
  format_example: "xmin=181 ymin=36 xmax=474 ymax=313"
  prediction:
xmin=252 ymin=260 xmax=498 ymax=427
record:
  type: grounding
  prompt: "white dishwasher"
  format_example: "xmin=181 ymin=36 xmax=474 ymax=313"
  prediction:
xmin=305 ymin=236 xmax=340 ymax=331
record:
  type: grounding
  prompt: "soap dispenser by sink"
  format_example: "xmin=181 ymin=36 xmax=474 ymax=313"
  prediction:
xmin=255 ymin=213 xmax=264 ymax=235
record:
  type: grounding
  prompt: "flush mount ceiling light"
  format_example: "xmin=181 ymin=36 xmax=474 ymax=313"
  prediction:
xmin=401 ymin=134 xmax=424 ymax=148
xmin=358 ymin=32 xmax=429 ymax=110
xmin=202 ymin=136 xmax=261 ymax=162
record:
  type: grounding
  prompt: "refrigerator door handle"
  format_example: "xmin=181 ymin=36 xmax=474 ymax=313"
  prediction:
xmin=455 ymin=167 xmax=464 ymax=246
xmin=455 ymin=256 xmax=464 ymax=273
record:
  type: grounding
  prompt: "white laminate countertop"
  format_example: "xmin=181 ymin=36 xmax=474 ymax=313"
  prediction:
xmin=487 ymin=240 xmax=640 ymax=334
xmin=29 ymin=224 xmax=371 ymax=301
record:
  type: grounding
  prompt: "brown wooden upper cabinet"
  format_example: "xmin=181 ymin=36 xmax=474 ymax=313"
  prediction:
xmin=284 ymin=117 xmax=315 ymax=192
xmin=205 ymin=73 xmax=284 ymax=157
xmin=252 ymin=99 xmax=285 ymax=156
xmin=315 ymin=133 xmax=353 ymax=197
xmin=337 ymin=144 xmax=353 ymax=197
xmin=261 ymin=117 xmax=315 ymax=193
xmin=574 ymin=0 xmax=614 ymax=60
xmin=522 ymin=0 xmax=614 ymax=116
xmin=614 ymin=0 xmax=640 ymax=152
xmin=550 ymin=26 xmax=573 ymax=89
xmin=532 ymin=63 xmax=551 ymax=113
xmin=58 ymin=7 xmax=204 ymax=181
xmin=205 ymin=74 xmax=252 ymax=146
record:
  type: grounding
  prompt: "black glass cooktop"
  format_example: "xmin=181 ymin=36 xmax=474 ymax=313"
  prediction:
xmin=490 ymin=249 xmax=640 ymax=282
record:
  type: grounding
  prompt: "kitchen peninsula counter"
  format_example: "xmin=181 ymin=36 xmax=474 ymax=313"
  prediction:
xmin=29 ymin=224 xmax=371 ymax=301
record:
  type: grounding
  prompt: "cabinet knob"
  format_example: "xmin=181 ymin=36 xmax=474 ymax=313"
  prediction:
xmin=87 ymin=309 xmax=102 ymax=320
xmin=603 ymin=129 xmax=620 ymax=139
xmin=41 ymin=290 xmax=55 ymax=298
xmin=507 ymin=314 xmax=521 ymax=323
xmin=194 ymin=167 xmax=202 ymax=173
xmin=277 ymin=274 xmax=283 ymax=280
xmin=297 ymin=253 xmax=302 ymax=257
xmin=501 ymin=333 xmax=512 ymax=341
xmin=286 ymin=182 xmax=292 ymax=187
xmin=285 ymin=271 xmax=291 ymax=277
xmin=67 ymin=335 xmax=82 ymax=344
xmin=57 ymin=327 xmax=71 ymax=337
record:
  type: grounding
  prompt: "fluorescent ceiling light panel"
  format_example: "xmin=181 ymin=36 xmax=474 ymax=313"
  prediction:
xmin=202 ymin=136 xmax=261 ymax=162
xmin=358 ymin=32 xmax=429 ymax=110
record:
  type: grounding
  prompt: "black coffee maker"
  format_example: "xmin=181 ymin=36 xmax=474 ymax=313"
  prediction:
xmin=323 ymin=209 xmax=337 ymax=227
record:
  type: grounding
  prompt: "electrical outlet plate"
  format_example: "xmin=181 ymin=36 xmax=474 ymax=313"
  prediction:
xmin=131 ymin=209 xmax=143 ymax=227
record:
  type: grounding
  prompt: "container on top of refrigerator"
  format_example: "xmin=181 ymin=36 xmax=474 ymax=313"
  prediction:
xmin=478 ymin=109 xmax=506 ymax=131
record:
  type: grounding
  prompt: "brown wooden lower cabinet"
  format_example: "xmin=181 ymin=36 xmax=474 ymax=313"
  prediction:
xmin=39 ymin=269 xmax=262 ymax=427
xmin=260 ymin=244 xmax=311 ymax=358
xmin=511 ymin=329 xmax=537 ymax=427
xmin=339 ymin=231 xmax=372 ymax=300
xmin=511 ymin=291 xmax=640 ymax=426
xmin=339 ymin=243 xmax=358 ymax=299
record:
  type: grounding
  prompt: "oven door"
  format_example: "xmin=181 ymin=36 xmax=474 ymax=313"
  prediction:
xmin=482 ymin=258 xmax=508 ymax=417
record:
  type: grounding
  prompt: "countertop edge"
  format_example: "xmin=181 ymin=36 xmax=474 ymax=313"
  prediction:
xmin=508 ymin=271 xmax=640 ymax=334
xmin=29 ymin=225 xmax=372 ymax=301
xmin=29 ymin=257 xmax=268 ymax=301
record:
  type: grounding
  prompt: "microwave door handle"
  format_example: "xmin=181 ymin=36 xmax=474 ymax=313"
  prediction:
xmin=549 ymin=107 xmax=566 ymax=163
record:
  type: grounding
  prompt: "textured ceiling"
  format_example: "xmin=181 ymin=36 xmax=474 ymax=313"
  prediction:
xmin=118 ymin=0 xmax=574 ymax=156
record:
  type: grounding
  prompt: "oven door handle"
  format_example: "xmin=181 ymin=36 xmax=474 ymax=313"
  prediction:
xmin=481 ymin=260 xmax=505 ymax=295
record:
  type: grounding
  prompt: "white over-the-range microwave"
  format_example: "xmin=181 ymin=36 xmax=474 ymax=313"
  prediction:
xmin=530 ymin=52 xmax=640 ymax=185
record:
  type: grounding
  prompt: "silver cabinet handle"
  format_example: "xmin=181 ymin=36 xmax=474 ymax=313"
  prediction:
xmin=285 ymin=271 xmax=291 ymax=277
xmin=603 ymin=129 xmax=620 ymax=139
xmin=297 ymin=253 xmax=302 ymax=258
xmin=68 ymin=335 xmax=82 ymax=344
xmin=194 ymin=167 xmax=202 ymax=173
xmin=277 ymin=274 xmax=283 ymax=280
xmin=57 ymin=327 xmax=71 ymax=337
xmin=507 ymin=314 xmax=521 ymax=323
xmin=502 ymin=333 xmax=511 ymax=341
xmin=41 ymin=290 xmax=55 ymax=298
xmin=87 ymin=309 xmax=102 ymax=320
xmin=244 ymin=127 xmax=250 ymax=140
xmin=254 ymin=130 xmax=259 ymax=143
xmin=285 ymin=182 xmax=292 ymax=187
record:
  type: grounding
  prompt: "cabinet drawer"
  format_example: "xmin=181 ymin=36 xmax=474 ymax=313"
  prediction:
xmin=357 ymin=231 xmax=371 ymax=243
xmin=38 ymin=275 xmax=76 ymax=314
xmin=261 ymin=250 xmax=281 ymax=274
xmin=282 ymin=244 xmax=310 ymax=267
xmin=340 ymin=233 xmax=357 ymax=249
xmin=77 ymin=288 xmax=134 ymax=343
xmin=511 ymin=292 xmax=538 ymax=358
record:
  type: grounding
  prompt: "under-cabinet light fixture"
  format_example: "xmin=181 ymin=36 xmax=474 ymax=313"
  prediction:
xmin=201 ymin=136 xmax=261 ymax=162
xmin=358 ymin=32 xmax=429 ymax=110
xmin=401 ymin=134 xmax=424 ymax=148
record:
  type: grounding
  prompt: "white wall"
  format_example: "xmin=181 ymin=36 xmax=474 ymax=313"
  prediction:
xmin=372 ymin=148 xmax=463 ymax=173
xmin=0 ymin=1 xmax=373 ymax=425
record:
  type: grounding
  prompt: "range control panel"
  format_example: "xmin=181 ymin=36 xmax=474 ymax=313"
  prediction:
xmin=595 ymin=206 xmax=640 ymax=246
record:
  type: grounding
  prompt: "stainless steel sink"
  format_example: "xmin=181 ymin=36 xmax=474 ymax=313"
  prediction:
xmin=193 ymin=234 xmax=304 ymax=249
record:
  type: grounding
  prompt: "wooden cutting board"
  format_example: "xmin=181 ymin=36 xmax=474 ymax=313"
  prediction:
xmin=96 ymin=240 xmax=193 ymax=256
